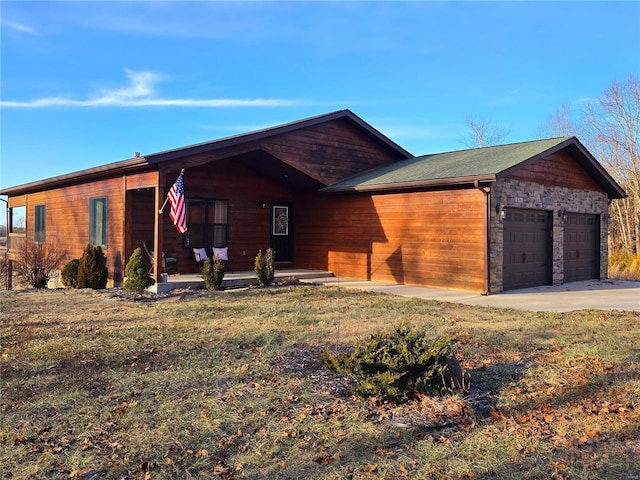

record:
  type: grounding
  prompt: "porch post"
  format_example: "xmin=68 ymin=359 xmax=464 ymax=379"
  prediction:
xmin=153 ymin=171 xmax=166 ymax=283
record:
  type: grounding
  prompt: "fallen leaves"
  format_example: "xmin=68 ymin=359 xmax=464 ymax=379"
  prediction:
xmin=3 ymin=288 xmax=639 ymax=479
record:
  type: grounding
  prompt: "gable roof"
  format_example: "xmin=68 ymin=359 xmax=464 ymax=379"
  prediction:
xmin=144 ymin=109 xmax=412 ymax=164
xmin=0 ymin=109 xmax=412 ymax=196
xmin=323 ymin=136 xmax=627 ymax=199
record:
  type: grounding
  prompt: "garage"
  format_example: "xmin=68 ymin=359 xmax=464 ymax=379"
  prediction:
xmin=503 ymin=208 xmax=552 ymax=290
xmin=564 ymin=213 xmax=600 ymax=282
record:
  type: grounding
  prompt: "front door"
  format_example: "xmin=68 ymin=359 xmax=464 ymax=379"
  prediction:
xmin=270 ymin=203 xmax=293 ymax=262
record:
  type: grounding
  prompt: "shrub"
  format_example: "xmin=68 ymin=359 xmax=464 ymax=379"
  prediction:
xmin=13 ymin=240 xmax=67 ymax=289
xmin=322 ymin=323 xmax=467 ymax=403
xmin=202 ymin=254 xmax=225 ymax=290
xmin=77 ymin=244 xmax=108 ymax=289
xmin=254 ymin=248 xmax=275 ymax=286
xmin=61 ymin=259 xmax=80 ymax=288
xmin=609 ymin=249 xmax=640 ymax=281
xmin=124 ymin=248 xmax=155 ymax=293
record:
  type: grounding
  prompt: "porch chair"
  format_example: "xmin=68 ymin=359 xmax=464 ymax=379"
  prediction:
xmin=143 ymin=240 xmax=178 ymax=274
xmin=193 ymin=246 xmax=229 ymax=269
xmin=192 ymin=247 xmax=209 ymax=270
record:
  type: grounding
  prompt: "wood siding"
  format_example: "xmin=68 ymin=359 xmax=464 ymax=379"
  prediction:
xmin=260 ymin=118 xmax=406 ymax=185
xmin=16 ymin=176 xmax=126 ymax=282
xmin=507 ymin=151 xmax=603 ymax=192
xmin=125 ymin=170 xmax=158 ymax=190
xmin=296 ymin=188 xmax=487 ymax=292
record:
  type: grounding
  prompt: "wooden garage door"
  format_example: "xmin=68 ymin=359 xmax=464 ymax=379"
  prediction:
xmin=503 ymin=208 xmax=551 ymax=290
xmin=564 ymin=213 xmax=599 ymax=282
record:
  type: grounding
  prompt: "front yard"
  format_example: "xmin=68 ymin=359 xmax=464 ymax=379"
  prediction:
xmin=1 ymin=286 xmax=638 ymax=479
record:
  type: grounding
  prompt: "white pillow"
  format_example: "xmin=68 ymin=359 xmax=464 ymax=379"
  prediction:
xmin=193 ymin=247 xmax=208 ymax=262
xmin=212 ymin=247 xmax=228 ymax=261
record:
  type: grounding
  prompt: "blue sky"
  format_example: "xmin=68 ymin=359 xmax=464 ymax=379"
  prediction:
xmin=1 ymin=0 xmax=639 ymax=193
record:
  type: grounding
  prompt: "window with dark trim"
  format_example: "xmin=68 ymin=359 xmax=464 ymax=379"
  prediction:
xmin=9 ymin=206 xmax=26 ymax=234
xmin=34 ymin=204 xmax=46 ymax=244
xmin=89 ymin=197 xmax=108 ymax=247
xmin=186 ymin=199 xmax=228 ymax=248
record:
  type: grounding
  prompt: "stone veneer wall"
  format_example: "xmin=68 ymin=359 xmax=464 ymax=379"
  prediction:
xmin=489 ymin=178 xmax=609 ymax=293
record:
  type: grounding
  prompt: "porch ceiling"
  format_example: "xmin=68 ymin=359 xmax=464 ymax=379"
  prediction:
xmin=231 ymin=149 xmax=326 ymax=191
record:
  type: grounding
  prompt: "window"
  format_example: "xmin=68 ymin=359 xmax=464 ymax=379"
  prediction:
xmin=89 ymin=197 xmax=108 ymax=247
xmin=186 ymin=199 xmax=228 ymax=248
xmin=9 ymin=206 xmax=26 ymax=234
xmin=34 ymin=204 xmax=46 ymax=243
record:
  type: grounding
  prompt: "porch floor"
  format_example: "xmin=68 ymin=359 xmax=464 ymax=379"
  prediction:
xmin=150 ymin=268 xmax=334 ymax=293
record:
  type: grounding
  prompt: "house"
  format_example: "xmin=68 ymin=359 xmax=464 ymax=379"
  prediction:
xmin=1 ymin=110 xmax=626 ymax=293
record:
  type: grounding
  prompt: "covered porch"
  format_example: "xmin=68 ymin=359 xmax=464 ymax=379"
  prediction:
xmin=149 ymin=268 xmax=334 ymax=293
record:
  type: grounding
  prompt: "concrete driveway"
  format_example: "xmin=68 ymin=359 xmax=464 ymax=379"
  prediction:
xmin=303 ymin=277 xmax=640 ymax=313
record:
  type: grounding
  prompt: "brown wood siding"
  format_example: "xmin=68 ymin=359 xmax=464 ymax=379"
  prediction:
xmin=125 ymin=171 xmax=158 ymax=190
xmin=261 ymin=118 xmax=405 ymax=185
xmin=296 ymin=189 xmax=486 ymax=292
xmin=507 ymin=151 xmax=603 ymax=191
xmin=8 ymin=195 xmax=27 ymax=209
xmin=20 ymin=177 xmax=126 ymax=281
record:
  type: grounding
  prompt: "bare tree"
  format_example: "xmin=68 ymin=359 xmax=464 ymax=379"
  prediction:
xmin=462 ymin=116 xmax=510 ymax=148
xmin=14 ymin=240 xmax=67 ymax=288
xmin=538 ymin=103 xmax=581 ymax=138
xmin=582 ymin=74 xmax=640 ymax=255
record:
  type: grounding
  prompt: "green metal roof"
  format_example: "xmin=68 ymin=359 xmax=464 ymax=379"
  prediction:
xmin=324 ymin=137 xmax=573 ymax=191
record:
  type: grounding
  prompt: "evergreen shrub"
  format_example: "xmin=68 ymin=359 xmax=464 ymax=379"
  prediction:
xmin=202 ymin=254 xmax=225 ymax=290
xmin=61 ymin=259 xmax=80 ymax=288
xmin=254 ymin=248 xmax=275 ymax=286
xmin=322 ymin=323 xmax=467 ymax=403
xmin=124 ymin=248 xmax=155 ymax=293
xmin=77 ymin=244 xmax=108 ymax=289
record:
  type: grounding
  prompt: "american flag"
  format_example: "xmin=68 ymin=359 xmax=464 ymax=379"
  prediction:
xmin=168 ymin=171 xmax=187 ymax=233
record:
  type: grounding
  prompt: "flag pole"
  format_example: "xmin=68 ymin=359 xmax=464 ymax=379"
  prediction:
xmin=159 ymin=169 xmax=185 ymax=214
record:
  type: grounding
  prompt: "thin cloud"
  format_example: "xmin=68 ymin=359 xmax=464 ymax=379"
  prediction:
xmin=2 ymin=19 xmax=37 ymax=35
xmin=1 ymin=69 xmax=303 ymax=108
xmin=487 ymin=89 xmax=520 ymax=107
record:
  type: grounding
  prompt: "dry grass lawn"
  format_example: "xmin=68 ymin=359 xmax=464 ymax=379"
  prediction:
xmin=1 ymin=285 xmax=638 ymax=479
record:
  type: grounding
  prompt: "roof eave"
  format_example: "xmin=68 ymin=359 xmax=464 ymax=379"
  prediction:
xmin=0 ymin=157 xmax=151 ymax=196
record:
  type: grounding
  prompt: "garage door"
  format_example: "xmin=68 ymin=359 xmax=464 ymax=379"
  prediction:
xmin=564 ymin=213 xmax=599 ymax=282
xmin=503 ymin=208 xmax=551 ymax=290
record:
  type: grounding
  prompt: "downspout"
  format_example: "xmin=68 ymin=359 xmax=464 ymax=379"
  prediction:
xmin=474 ymin=180 xmax=491 ymax=295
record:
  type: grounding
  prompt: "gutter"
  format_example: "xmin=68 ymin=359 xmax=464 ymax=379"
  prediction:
xmin=474 ymin=180 xmax=491 ymax=295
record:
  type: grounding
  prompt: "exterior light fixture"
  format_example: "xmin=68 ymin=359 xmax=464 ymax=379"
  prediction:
xmin=557 ymin=209 xmax=567 ymax=222
xmin=260 ymin=200 xmax=266 ymax=209
xmin=495 ymin=203 xmax=507 ymax=221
